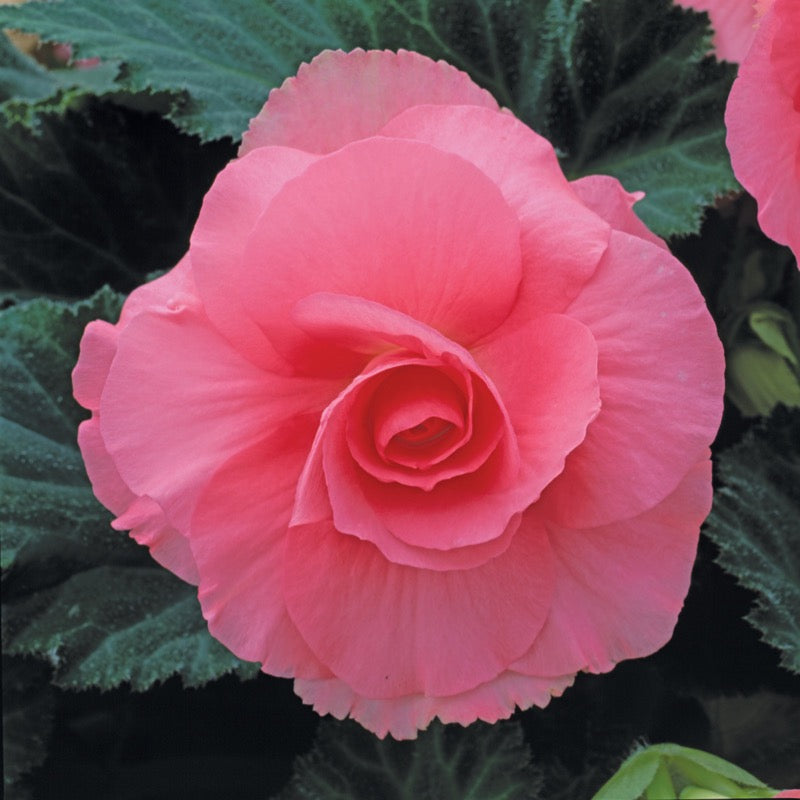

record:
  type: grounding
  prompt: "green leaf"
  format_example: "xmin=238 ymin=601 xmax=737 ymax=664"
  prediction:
xmin=0 ymin=0 xmax=736 ymax=237
xmin=543 ymin=0 xmax=739 ymax=237
xmin=0 ymin=32 xmax=118 ymax=126
xmin=705 ymin=407 xmax=800 ymax=674
xmin=0 ymin=289 xmax=259 ymax=689
xmin=279 ymin=719 xmax=541 ymax=800
xmin=0 ymin=104 xmax=234 ymax=296
xmin=591 ymin=748 xmax=661 ymax=800
xmin=3 ymin=566 xmax=257 ymax=690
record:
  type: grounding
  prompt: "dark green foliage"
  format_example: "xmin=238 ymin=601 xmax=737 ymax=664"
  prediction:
xmin=279 ymin=719 xmax=541 ymax=800
xmin=0 ymin=104 xmax=234 ymax=296
xmin=0 ymin=0 xmax=735 ymax=236
xmin=706 ymin=407 xmax=800 ymax=674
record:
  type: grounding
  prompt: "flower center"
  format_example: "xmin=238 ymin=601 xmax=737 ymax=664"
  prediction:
xmin=393 ymin=417 xmax=455 ymax=449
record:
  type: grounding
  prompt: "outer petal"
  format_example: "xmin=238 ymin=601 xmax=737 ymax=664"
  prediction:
xmin=540 ymin=230 xmax=724 ymax=528
xmin=511 ymin=458 xmax=711 ymax=678
xmin=100 ymin=303 xmax=336 ymax=531
xmin=726 ymin=1 xmax=800 ymax=260
xmin=73 ymin=254 xmax=197 ymax=412
xmin=569 ymin=175 xmax=669 ymax=251
xmin=379 ymin=104 xmax=611 ymax=315
xmin=294 ymin=671 xmax=575 ymax=740
xmin=72 ymin=321 xmax=119 ymax=412
xmin=117 ymin=253 xmax=196 ymax=326
xmin=239 ymin=137 xmax=523 ymax=365
xmin=283 ymin=517 xmax=554 ymax=699
xmin=240 ymin=49 xmax=498 ymax=156
xmin=189 ymin=146 xmax=320 ymax=371
xmin=190 ymin=421 xmax=331 ymax=679
xmin=77 ymin=417 xmax=199 ymax=584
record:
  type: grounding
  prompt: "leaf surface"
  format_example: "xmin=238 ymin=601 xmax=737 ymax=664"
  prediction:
xmin=0 ymin=0 xmax=736 ymax=236
xmin=705 ymin=407 xmax=800 ymax=675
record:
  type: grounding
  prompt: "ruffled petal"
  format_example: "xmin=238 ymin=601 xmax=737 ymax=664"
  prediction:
xmin=294 ymin=670 xmax=574 ymax=740
xmin=379 ymin=104 xmax=611 ymax=315
xmin=511 ymin=458 xmax=711 ymax=678
xmin=240 ymin=48 xmax=498 ymax=156
xmin=283 ymin=515 xmax=554 ymax=698
xmin=77 ymin=417 xmax=198 ymax=583
xmin=540 ymin=230 xmax=724 ymax=528
xmin=100 ymin=303 xmax=336 ymax=531
xmin=190 ymin=421 xmax=331 ymax=678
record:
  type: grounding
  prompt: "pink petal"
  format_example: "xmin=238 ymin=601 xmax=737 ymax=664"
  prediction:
xmin=238 ymin=137 xmax=523 ymax=367
xmin=674 ymin=0 xmax=760 ymax=62
xmin=290 ymin=295 xmax=524 ymax=558
xmin=472 ymin=312 xmax=601 ymax=501
xmin=240 ymin=49 xmax=498 ymax=156
xmin=539 ymin=230 xmax=724 ymax=528
xmin=282 ymin=515 xmax=554 ymax=698
xmin=569 ymin=175 xmax=669 ymax=251
xmin=73 ymin=255 xmax=198 ymax=412
xmin=100 ymin=303 xmax=336 ymax=532
xmin=72 ymin=321 xmax=119 ymax=412
xmin=379 ymin=104 xmax=611 ymax=315
xmin=294 ymin=671 xmax=574 ymax=740
xmin=291 ymin=342 xmax=518 ymax=570
xmin=112 ymin=495 xmax=199 ymax=585
xmin=77 ymin=417 xmax=198 ymax=583
xmin=346 ymin=362 xmax=504 ymax=490
xmin=726 ymin=1 xmax=800 ymax=260
xmin=118 ymin=253 xmax=196 ymax=325
xmin=189 ymin=146 xmax=319 ymax=371
xmin=189 ymin=422 xmax=331 ymax=678
xmin=511 ymin=458 xmax=711 ymax=678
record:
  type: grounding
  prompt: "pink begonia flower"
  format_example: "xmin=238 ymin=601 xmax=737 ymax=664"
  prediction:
xmin=726 ymin=0 xmax=800 ymax=264
xmin=73 ymin=49 xmax=724 ymax=739
xmin=674 ymin=0 xmax=764 ymax=62
xmin=774 ymin=792 xmax=800 ymax=798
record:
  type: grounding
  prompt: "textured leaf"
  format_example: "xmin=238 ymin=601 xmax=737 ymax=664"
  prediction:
xmin=0 ymin=289 xmax=259 ymax=689
xmin=0 ymin=0 xmax=735 ymax=236
xmin=0 ymin=104 xmax=234 ymax=296
xmin=3 ymin=566 xmax=257 ymax=690
xmin=279 ymin=719 xmax=541 ymax=800
xmin=0 ymin=32 xmax=118 ymax=125
xmin=544 ymin=0 xmax=739 ymax=236
xmin=705 ymin=407 xmax=800 ymax=674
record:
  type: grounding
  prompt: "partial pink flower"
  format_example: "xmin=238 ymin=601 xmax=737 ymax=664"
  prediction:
xmin=725 ymin=0 xmax=800 ymax=264
xmin=73 ymin=49 xmax=725 ymax=739
xmin=774 ymin=792 xmax=800 ymax=798
xmin=674 ymin=0 xmax=764 ymax=62
xmin=51 ymin=42 xmax=100 ymax=70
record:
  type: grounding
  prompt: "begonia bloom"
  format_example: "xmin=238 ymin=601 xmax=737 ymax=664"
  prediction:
xmin=725 ymin=0 xmax=800 ymax=264
xmin=73 ymin=49 xmax=724 ymax=739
